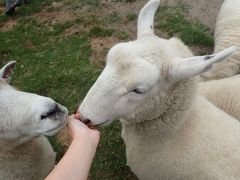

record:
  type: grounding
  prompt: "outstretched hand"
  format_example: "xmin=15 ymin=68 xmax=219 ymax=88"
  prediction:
xmin=46 ymin=114 xmax=100 ymax=180
xmin=67 ymin=114 xmax=100 ymax=148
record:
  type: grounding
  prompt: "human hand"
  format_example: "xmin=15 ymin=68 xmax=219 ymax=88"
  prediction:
xmin=67 ymin=114 xmax=100 ymax=148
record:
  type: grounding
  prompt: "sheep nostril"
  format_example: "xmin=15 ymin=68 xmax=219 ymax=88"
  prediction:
xmin=81 ymin=119 xmax=91 ymax=125
xmin=41 ymin=105 xmax=59 ymax=120
xmin=41 ymin=114 xmax=48 ymax=120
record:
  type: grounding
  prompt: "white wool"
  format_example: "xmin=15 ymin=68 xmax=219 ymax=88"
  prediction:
xmin=201 ymin=0 xmax=240 ymax=80
xmin=198 ymin=74 xmax=240 ymax=120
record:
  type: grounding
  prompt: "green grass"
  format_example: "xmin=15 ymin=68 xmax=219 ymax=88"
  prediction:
xmin=17 ymin=0 xmax=54 ymax=16
xmin=0 ymin=0 xmax=4 ymax=5
xmin=0 ymin=0 xmax=213 ymax=179
xmin=89 ymin=26 xmax=114 ymax=38
xmin=103 ymin=12 xmax=122 ymax=24
xmin=156 ymin=5 xmax=214 ymax=46
xmin=90 ymin=121 xmax=137 ymax=179
xmin=0 ymin=20 xmax=98 ymax=110
xmin=64 ymin=0 xmax=100 ymax=10
xmin=80 ymin=0 xmax=100 ymax=7
xmin=126 ymin=13 xmax=137 ymax=21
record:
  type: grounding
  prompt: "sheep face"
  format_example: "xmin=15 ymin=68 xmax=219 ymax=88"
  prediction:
xmin=0 ymin=61 xmax=68 ymax=145
xmin=79 ymin=0 xmax=235 ymax=126
xmin=80 ymin=38 xmax=171 ymax=126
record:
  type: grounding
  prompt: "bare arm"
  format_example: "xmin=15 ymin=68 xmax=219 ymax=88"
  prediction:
xmin=45 ymin=115 xmax=100 ymax=180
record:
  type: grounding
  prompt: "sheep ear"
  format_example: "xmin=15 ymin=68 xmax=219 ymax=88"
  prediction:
xmin=168 ymin=47 xmax=236 ymax=81
xmin=137 ymin=0 xmax=160 ymax=39
xmin=0 ymin=61 xmax=16 ymax=81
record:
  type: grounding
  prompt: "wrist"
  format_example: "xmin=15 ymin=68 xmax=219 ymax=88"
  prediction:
xmin=72 ymin=133 xmax=99 ymax=150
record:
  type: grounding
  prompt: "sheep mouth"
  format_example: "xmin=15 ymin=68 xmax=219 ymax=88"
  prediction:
xmin=75 ymin=111 xmax=97 ymax=129
xmin=42 ymin=116 xmax=67 ymax=135
xmin=75 ymin=110 xmax=111 ymax=128
xmin=80 ymin=118 xmax=108 ymax=129
xmin=94 ymin=120 xmax=113 ymax=128
xmin=81 ymin=120 xmax=97 ymax=129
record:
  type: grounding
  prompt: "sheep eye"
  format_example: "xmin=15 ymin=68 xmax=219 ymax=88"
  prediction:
xmin=132 ymin=88 xmax=146 ymax=94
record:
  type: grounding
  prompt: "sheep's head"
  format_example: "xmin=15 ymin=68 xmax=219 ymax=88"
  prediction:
xmin=80 ymin=0 xmax=235 ymax=126
xmin=0 ymin=61 xmax=68 ymax=145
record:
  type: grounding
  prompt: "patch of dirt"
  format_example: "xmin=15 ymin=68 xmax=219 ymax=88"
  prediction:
xmin=25 ymin=40 xmax=36 ymax=49
xmin=63 ymin=24 xmax=85 ymax=37
xmin=0 ymin=19 xmax=17 ymax=32
xmin=100 ymin=0 xmax=146 ymax=16
xmin=90 ymin=37 xmax=119 ymax=68
xmin=51 ymin=1 xmax=64 ymax=9
xmin=32 ymin=11 xmax=76 ymax=25
xmin=189 ymin=45 xmax=214 ymax=55
xmin=0 ymin=6 xmax=4 ymax=14
xmin=99 ymin=0 xmax=146 ymax=38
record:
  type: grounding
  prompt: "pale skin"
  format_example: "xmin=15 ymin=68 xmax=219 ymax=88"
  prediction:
xmin=45 ymin=114 xmax=100 ymax=180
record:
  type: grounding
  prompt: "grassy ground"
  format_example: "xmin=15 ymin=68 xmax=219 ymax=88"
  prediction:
xmin=0 ymin=0 xmax=213 ymax=179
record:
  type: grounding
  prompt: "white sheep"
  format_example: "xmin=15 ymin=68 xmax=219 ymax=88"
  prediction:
xmin=199 ymin=0 xmax=240 ymax=121
xmin=0 ymin=61 xmax=68 ymax=180
xmin=198 ymin=74 xmax=240 ymax=120
xmin=201 ymin=0 xmax=240 ymax=80
xmin=79 ymin=0 xmax=240 ymax=179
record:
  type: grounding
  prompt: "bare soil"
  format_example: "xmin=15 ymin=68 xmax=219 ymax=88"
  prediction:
xmin=0 ymin=19 xmax=17 ymax=32
xmin=32 ymin=11 xmax=76 ymax=25
xmin=90 ymin=36 xmax=119 ymax=68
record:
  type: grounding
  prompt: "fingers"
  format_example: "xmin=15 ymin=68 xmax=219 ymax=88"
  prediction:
xmin=67 ymin=113 xmax=100 ymax=141
xmin=76 ymin=110 xmax=80 ymax=120
xmin=68 ymin=114 xmax=77 ymax=120
xmin=67 ymin=114 xmax=91 ymax=129
xmin=67 ymin=115 xmax=83 ymax=126
xmin=67 ymin=112 xmax=100 ymax=132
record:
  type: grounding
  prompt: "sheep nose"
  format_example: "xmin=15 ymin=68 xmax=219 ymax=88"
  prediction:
xmin=81 ymin=119 xmax=92 ymax=125
xmin=79 ymin=113 xmax=92 ymax=125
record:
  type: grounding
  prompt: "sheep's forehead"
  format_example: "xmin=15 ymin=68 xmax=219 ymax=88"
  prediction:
xmin=106 ymin=53 xmax=153 ymax=79
xmin=104 ymin=49 xmax=160 ymax=87
xmin=107 ymin=40 xmax=165 ymax=69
